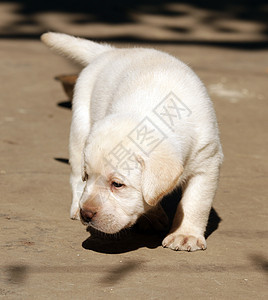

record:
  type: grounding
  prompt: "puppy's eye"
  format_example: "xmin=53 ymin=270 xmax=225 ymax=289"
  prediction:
xmin=112 ymin=181 xmax=124 ymax=189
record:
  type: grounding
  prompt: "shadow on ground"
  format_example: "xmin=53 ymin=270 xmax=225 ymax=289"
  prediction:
xmin=57 ymin=100 xmax=72 ymax=109
xmin=4 ymin=260 xmax=144 ymax=285
xmin=2 ymin=0 xmax=268 ymax=49
xmin=249 ymin=254 xmax=268 ymax=276
xmin=5 ymin=254 xmax=266 ymax=286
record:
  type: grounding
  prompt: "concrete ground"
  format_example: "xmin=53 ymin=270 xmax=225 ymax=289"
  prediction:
xmin=0 ymin=1 xmax=267 ymax=299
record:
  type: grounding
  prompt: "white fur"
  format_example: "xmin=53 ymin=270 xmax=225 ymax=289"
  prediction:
xmin=41 ymin=32 xmax=223 ymax=251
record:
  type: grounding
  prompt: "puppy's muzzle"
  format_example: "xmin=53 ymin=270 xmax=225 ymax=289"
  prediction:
xmin=80 ymin=208 xmax=97 ymax=224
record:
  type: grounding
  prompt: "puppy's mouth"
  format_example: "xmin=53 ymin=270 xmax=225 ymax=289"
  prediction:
xmin=80 ymin=217 xmax=102 ymax=234
xmin=80 ymin=212 xmax=136 ymax=235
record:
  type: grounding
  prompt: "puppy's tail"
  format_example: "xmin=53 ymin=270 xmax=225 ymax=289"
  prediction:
xmin=41 ymin=32 xmax=113 ymax=66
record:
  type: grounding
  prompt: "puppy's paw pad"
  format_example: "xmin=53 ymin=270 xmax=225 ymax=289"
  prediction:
xmin=162 ymin=234 xmax=206 ymax=252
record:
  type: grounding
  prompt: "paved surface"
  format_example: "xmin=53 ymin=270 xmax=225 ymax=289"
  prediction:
xmin=0 ymin=1 xmax=267 ymax=299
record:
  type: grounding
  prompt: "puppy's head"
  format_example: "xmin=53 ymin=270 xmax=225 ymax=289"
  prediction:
xmin=79 ymin=115 xmax=183 ymax=233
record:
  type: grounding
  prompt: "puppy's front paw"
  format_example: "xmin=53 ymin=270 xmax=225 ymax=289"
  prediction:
xmin=162 ymin=233 xmax=206 ymax=252
xmin=70 ymin=204 xmax=80 ymax=220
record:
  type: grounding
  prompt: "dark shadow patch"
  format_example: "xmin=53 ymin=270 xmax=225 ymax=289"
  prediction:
xmin=1 ymin=33 xmax=268 ymax=50
xmin=82 ymin=226 xmax=163 ymax=254
xmin=216 ymin=26 xmax=239 ymax=33
xmin=57 ymin=100 xmax=72 ymax=109
xmin=2 ymin=140 xmax=18 ymax=145
xmin=100 ymin=260 xmax=143 ymax=284
xmin=6 ymin=265 xmax=29 ymax=284
xmin=54 ymin=157 xmax=69 ymax=164
xmin=205 ymin=208 xmax=222 ymax=239
xmin=249 ymin=254 xmax=268 ymax=275
xmin=1 ymin=0 xmax=268 ymax=50
xmin=160 ymin=186 xmax=182 ymax=229
xmin=13 ymin=18 xmax=37 ymax=26
xmin=166 ymin=26 xmax=192 ymax=34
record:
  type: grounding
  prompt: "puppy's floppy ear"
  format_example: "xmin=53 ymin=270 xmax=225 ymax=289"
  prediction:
xmin=138 ymin=143 xmax=183 ymax=206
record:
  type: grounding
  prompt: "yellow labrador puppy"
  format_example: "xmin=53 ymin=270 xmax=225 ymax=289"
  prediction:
xmin=41 ymin=33 xmax=223 ymax=251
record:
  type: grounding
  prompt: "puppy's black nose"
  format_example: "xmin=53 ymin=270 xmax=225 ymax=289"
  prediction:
xmin=80 ymin=208 xmax=96 ymax=223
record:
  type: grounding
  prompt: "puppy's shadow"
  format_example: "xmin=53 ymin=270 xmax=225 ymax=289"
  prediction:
xmin=57 ymin=100 xmax=72 ymax=109
xmin=82 ymin=228 xmax=164 ymax=254
xmin=54 ymin=157 xmax=69 ymax=164
xmin=82 ymin=187 xmax=221 ymax=254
